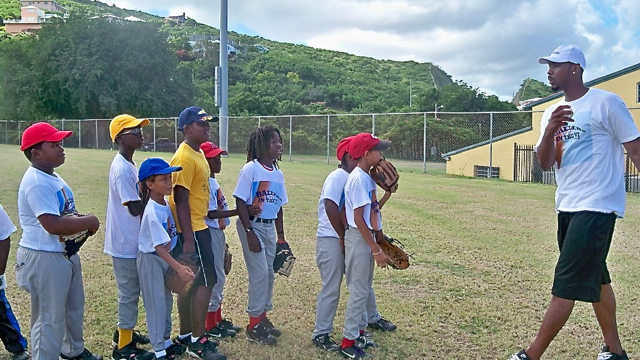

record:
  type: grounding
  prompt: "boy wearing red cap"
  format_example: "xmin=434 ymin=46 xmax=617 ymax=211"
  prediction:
xmin=200 ymin=142 xmax=254 ymax=339
xmin=15 ymin=122 xmax=102 ymax=360
xmin=105 ymin=114 xmax=151 ymax=359
xmin=339 ymin=133 xmax=392 ymax=359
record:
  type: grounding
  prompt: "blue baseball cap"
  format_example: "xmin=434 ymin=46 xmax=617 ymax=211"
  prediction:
xmin=138 ymin=158 xmax=182 ymax=181
xmin=178 ymin=106 xmax=218 ymax=130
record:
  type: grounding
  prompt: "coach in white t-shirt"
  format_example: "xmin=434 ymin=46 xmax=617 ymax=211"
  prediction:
xmin=509 ymin=45 xmax=640 ymax=360
xmin=104 ymin=114 xmax=151 ymax=357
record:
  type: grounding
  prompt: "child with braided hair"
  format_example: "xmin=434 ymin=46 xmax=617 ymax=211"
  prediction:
xmin=233 ymin=124 xmax=289 ymax=345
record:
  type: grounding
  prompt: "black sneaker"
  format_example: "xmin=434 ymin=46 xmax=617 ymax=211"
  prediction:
xmin=246 ymin=323 xmax=278 ymax=345
xmin=354 ymin=334 xmax=377 ymax=350
xmin=174 ymin=336 xmax=218 ymax=348
xmin=367 ymin=317 xmax=397 ymax=332
xmin=165 ymin=342 xmax=187 ymax=358
xmin=259 ymin=318 xmax=282 ymax=338
xmin=60 ymin=348 xmax=103 ymax=360
xmin=508 ymin=350 xmax=531 ymax=360
xmin=186 ymin=336 xmax=226 ymax=360
xmin=206 ymin=325 xmax=237 ymax=339
xmin=11 ymin=350 xmax=29 ymax=360
xmin=312 ymin=333 xmax=339 ymax=352
xmin=218 ymin=319 xmax=242 ymax=333
xmin=339 ymin=345 xmax=367 ymax=359
xmin=112 ymin=329 xmax=151 ymax=347
xmin=112 ymin=343 xmax=153 ymax=360
xmin=598 ymin=346 xmax=629 ymax=360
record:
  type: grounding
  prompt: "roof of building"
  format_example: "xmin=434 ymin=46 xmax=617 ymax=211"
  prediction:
xmin=523 ymin=61 xmax=640 ymax=109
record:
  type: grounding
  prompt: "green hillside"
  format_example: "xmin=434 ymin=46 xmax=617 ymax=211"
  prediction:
xmin=511 ymin=78 xmax=553 ymax=106
xmin=0 ymin=0 xmax=520 ymax=120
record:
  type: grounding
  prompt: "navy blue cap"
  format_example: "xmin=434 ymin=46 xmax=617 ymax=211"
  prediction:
xmin=178 ymin=106 xmax=218 ymax=130
xmin=139 ymin=158 xmax=182 ymax=181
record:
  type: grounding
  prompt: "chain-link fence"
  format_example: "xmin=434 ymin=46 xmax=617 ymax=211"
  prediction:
xmin=3 ymin=109 xmax=639 ymax=183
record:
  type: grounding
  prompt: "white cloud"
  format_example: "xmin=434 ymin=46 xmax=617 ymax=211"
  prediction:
xmin=109 ymin=0 xmax=640 ymax=100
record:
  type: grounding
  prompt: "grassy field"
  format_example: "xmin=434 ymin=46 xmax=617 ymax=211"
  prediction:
xmin=1 ymin=144 xmax=640 ymax=359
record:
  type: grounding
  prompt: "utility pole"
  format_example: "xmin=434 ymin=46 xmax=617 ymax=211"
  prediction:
xmin=218 ymin=0 xmax=229 ymax=151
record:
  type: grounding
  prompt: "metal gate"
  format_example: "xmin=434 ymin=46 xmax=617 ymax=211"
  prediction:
xmin=513 ymin=143 xmax=553 ymax=184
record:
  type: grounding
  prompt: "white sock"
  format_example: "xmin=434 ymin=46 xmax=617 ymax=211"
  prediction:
xmin=178 ymin=333 xmax=191 ymax=340
xmin=154 ymin=350 xmax=166 ymax=358
xmin=191 ymin=335 xmax=200 ymax=343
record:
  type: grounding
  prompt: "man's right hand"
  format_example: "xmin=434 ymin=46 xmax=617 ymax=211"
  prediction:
xmin=545 ymin=105 xmax=574 ymax=136
xmin=247 ymin=231 xmax=262 ymax=252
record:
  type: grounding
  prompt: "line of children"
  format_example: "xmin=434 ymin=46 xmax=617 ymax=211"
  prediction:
xmin=0 ymin=204 xmax=29 ymax=360
xmin=105 ymin=114 xmax=152 ymax=360
xmin=137 ymin=158 xmax=192 ymax=360
xmin=234 ymin=125 xmax=288 ymax=346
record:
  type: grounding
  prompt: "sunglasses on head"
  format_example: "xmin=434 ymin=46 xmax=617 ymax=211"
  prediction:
xmin=119 ymin=128 xmax=143 ymax=136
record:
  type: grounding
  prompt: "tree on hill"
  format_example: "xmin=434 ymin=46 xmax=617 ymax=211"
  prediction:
xmin=0 ymin=0 xmax=21 ymax=20
xmin=512 ymin=78 xmax=552 ymax=105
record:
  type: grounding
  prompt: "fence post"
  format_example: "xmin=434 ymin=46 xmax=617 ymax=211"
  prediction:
xmin=423 ymin=112 xmax=427 ymax=173
xmin=78 ymin=120 xmax=82 ymax=148
xmin=371 ymin=114 xmax=375 ymax=135
xmin=5 ymin=121 xmax=7 ymax=144
xmin=488 ymin=112 xmax=494 ymax=178
xmin=258 ymin=116 xmax=261 ymax=127
xmin=95 ymin=119 xmax=98 ymax=149
xmin=18 ymin=121 xmax=21 ymax=146
xmin=326 ymin=115 xmax=330 ymax=165
xmin=288 ymin=115 xmax=292 ymax=162
xmin=61 ymin=119 xmax=65 ymax=147
xmin=153 ymin=118 xmax=157 ymax=152
xmin=174 ymin=117 xmax=178 ymax=151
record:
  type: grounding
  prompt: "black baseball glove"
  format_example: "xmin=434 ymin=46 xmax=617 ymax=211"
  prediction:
xmin=273 ymin=242 xmax=296 ymax=277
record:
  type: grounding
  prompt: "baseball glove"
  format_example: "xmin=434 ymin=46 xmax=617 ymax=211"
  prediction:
xmin=59 ymin=211 xmax=92 ymax=259
xmin=370 ymin=159 xmax=399 ymax=192
xmin=223 ymin=243 xmax=232 ymax=276
xmin=374 ymin=231 xmax=410 ymax=270
xmin=164 ymin=252 xmax=201 ymax=295
xmin=273 ymin=242 xmax=296 ymax=277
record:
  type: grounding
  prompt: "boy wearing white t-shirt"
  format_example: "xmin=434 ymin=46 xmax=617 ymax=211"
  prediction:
xmin=16 ymin=122 xmax=101 ymax=360
xmin=200 ymin=141 xmax=252 ymax=339
xmin=105 ymin=114 xmax=151 ymax=358
xmin=137 ymin=158 xmax=192 ymax=360
xmin=0 ymin=205 xmax=29 ymax=360
xmin=509 ymin=45 xmax=640 ymax=360
xmin=340 ymin=133 xmax=391 ymax=360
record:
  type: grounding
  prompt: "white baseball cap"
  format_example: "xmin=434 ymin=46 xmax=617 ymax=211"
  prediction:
xmin=538 ymin=45 xmax=586 ymax=69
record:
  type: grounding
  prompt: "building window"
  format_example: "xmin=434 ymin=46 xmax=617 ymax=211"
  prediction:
xmin=474 ymin=165 xmax=500 ymax=178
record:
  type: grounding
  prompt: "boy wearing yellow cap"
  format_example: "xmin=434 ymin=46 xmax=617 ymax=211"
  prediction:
xmin=105 ymin=115 xmax=152 ymax=359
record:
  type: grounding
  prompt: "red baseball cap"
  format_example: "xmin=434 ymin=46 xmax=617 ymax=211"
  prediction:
xmin=347 ymin=132 xmax=391 ymax=159
xmin=200 ymin=141 xmax=228 ymax=158
xmin=20 ymin=122 xmax=73 ymax=151
xmin=336 ymin=136 xmax=354 ymax=160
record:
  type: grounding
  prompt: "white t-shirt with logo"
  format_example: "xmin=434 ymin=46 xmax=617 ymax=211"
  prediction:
xmin=138 ymin=199 xmax=178 ymax=254
xmin=317 ymin=168 xmax=348 ymax=238
xmin=0 ymin=205 xmax=17 ymax=241
xmin=345 ymin=167 xmax=382 ymax=230
xmin=534 ymin=88 xmax=640 ymax=217
xmin=233 ymin=160 xmax=288 ymax=220
xmin=104 ymin=154 xmax=142 ymax=258
xmin=18 ymin=167 xmax=76 ymax=252
xmin=205 ymin=178 xmax=231 ymax=229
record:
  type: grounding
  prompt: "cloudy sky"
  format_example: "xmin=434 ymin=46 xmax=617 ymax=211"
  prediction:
xmin=111 ymin=0 xmax=640 ymax=100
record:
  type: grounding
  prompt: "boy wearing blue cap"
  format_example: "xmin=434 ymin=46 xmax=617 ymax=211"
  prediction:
xmin=138 ymin=158 xmax=193 ymax=360
xmin=168 ymin=107 xmax=226 ymax=360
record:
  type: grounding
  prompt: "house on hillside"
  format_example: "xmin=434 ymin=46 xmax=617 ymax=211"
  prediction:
xmin=20 ymin=0 xmax=67 ymax=13
xmin=165 ymin=12 xmax=187 ymax=24
xmin=442 ymin=62 xmax=640 ymax=183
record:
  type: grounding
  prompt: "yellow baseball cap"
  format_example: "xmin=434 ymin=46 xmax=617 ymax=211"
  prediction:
xmin=109 ymin=114 xmax=150 ymax=141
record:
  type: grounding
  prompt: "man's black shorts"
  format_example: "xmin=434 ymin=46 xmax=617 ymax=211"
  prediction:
xmin=552 ymin=211 xmax=616 ymax=302
xmin=173 ymin=229 xmax=216 ymax=289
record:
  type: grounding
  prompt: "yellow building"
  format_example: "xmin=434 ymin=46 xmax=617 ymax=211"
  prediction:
xmin=444 ymin=62 xmax=640 ymax=181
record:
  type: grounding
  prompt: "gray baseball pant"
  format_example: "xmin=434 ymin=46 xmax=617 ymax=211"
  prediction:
xmin=137 ymin=252 xmax=172 ymax=352
xmin=313 ymin=236 xmax=382 ymax=339
xmin=15 ymin=246 xmax=85 ymax=360
xmin=112 ymin=257 xmax=140 ymax=330
xmin=342 ymin=227 xmax=374 ymax=341
xmin=236 ymin=218 xmax=276 ymax=318
xmin=208 ymin=228 xmax=226 ymax=312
